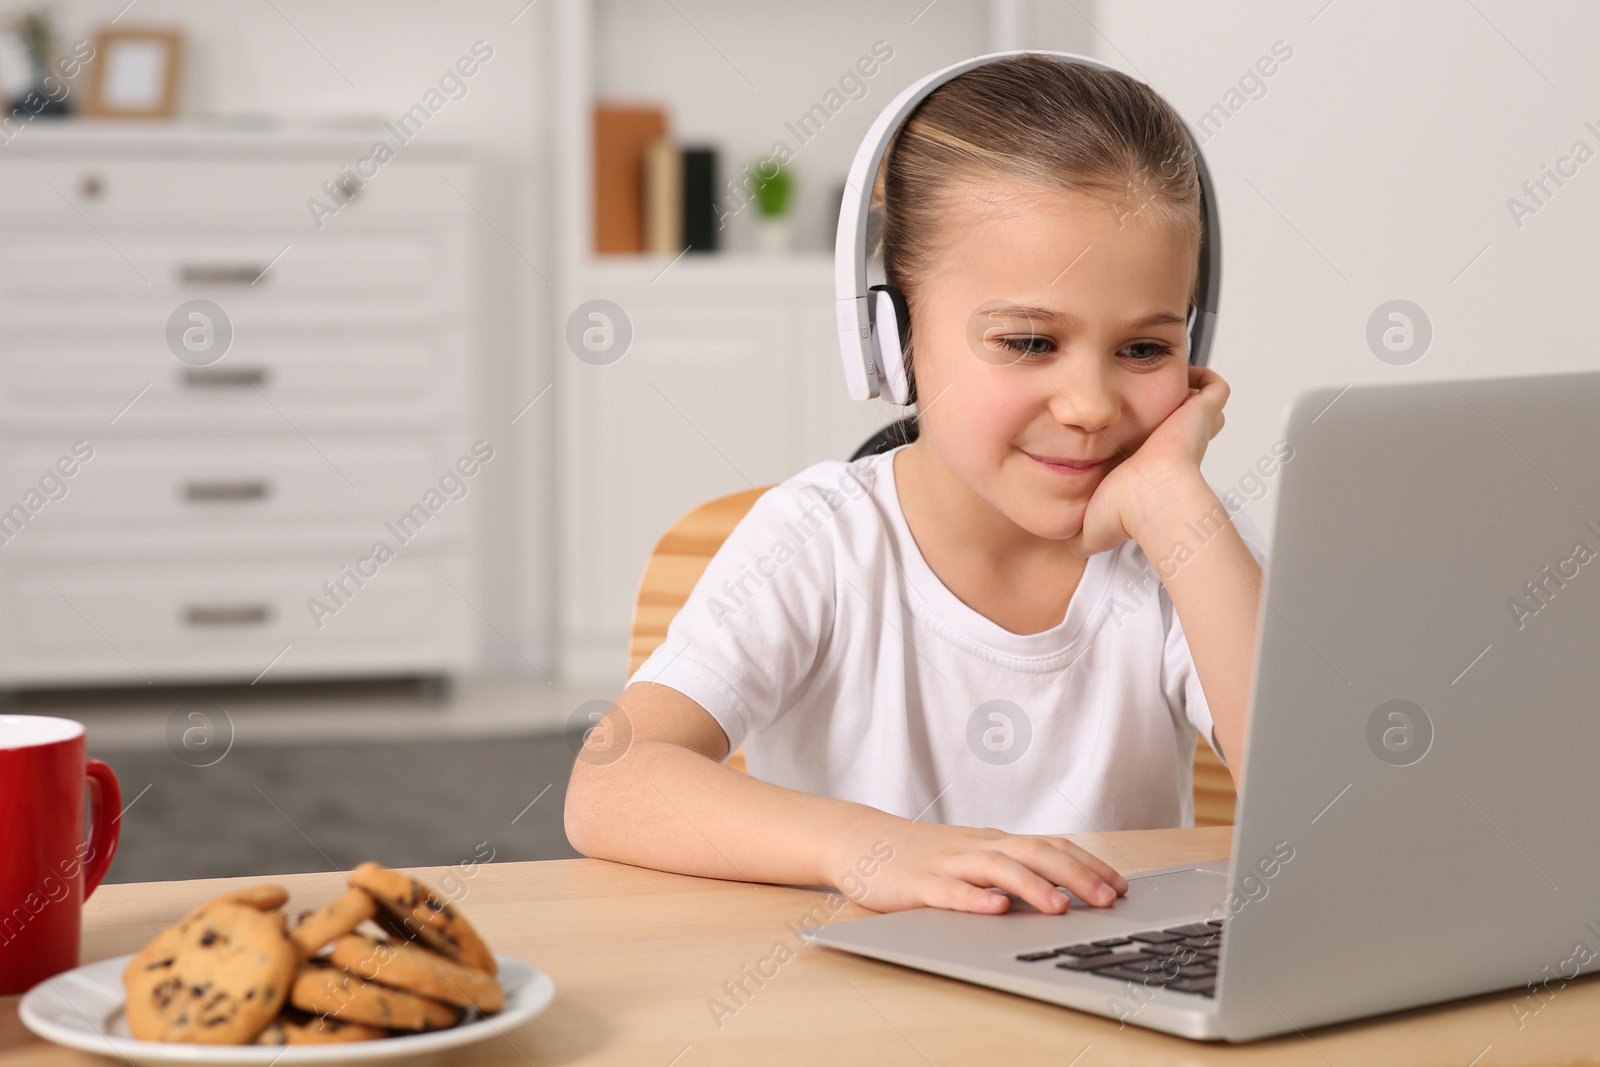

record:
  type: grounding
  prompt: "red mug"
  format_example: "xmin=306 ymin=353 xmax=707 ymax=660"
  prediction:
xmin=0 ymin=715 xmax=121 ymax=995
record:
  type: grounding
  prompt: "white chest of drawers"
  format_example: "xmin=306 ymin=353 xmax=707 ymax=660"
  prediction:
xmin=0 ymin=125 xmax=480 ymax=688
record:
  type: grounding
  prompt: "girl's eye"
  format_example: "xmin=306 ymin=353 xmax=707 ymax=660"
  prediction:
xmin=1121 ymin=341 xmax=1175 ymax=363
xmin=993 ymin=337 xmax=1177 ymax=364
xmin=994 ymin=335 xmax=1054 ymax=361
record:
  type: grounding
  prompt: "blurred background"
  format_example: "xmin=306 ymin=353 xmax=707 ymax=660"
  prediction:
xmin=0 ymin=0 xmax=1593 ymax=881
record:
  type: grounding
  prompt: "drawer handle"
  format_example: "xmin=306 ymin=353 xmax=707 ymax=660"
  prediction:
xmin=183 ymin=366 xmax=268 ymax=388
xmin=179 ymin=263 xmax=268 ymax=285
xmin=183 ymin=480 xmax=270 ymax=502
xmin=185 ymin=604 xmax=272 ymax=627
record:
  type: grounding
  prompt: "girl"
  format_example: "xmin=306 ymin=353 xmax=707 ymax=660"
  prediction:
xmin=565 ymin=55 xmax=1266 ymax=917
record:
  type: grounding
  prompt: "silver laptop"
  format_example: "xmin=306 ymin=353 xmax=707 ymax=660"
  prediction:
xmin=804 ymin=370 xmax=1600 ymax=1041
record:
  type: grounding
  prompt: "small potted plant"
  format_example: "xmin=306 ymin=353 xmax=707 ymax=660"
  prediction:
xmin=11 ymin=9 xmax=69 ymax=116
xmin=751 ymin=158 xmax=794 ymax=256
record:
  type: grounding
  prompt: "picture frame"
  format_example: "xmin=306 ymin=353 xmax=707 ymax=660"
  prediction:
xmin=84 ymin=27 xmax=182 ymax=119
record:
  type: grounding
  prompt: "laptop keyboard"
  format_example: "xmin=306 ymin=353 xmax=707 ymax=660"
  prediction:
xmin=1015 ymin=918 xmax=1224 ymax=998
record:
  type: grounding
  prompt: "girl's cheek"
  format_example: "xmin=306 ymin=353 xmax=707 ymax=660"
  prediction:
xmin=1134 ymin=368 xmax=1191 ymax=425
xmin=959 ymin=371 xmax=1035 ymax=439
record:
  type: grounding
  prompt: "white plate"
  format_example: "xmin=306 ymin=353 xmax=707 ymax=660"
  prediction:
xmin=19 ymin=952 xmax=555 ymax=1067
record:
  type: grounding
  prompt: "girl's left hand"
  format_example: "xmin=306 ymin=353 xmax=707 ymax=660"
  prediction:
xmin=1065 ymin=364 xmax=1230 ymax=557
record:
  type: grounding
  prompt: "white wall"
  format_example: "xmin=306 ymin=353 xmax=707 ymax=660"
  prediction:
xmin=1061 ymin=0 xmax=1600 ymax=544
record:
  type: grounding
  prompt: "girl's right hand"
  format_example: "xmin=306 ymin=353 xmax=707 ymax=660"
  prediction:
xmin=828 ymin=815 xmax=1130 ymax=915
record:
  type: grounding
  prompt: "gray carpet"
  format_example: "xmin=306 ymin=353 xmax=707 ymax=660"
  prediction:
xmin=90 ymin=733 xmax=584 ymax=884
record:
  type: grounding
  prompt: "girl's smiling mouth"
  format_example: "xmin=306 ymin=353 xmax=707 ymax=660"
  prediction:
xmin=1021 ymin=449 xmax=1113 ymax=476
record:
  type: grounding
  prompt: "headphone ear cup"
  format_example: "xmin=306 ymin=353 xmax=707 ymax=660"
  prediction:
xmin=869 ymin=285 xmax=913 ymax=406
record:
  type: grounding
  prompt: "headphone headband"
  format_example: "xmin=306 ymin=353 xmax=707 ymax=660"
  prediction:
xmin=834 ymin=49 xmax=1222 ymax=402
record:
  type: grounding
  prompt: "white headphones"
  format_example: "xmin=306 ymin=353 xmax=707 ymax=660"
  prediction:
xmin=834 ymin=49 xmax=1222 ymax=404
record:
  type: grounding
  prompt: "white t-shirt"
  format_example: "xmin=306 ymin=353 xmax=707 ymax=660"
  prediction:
xmin=628 ymin=443 xmax=1269 ymax=834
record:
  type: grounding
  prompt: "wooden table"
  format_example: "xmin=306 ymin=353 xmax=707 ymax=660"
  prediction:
xmin=5 ymin=828 xmax=1598 ymax=1066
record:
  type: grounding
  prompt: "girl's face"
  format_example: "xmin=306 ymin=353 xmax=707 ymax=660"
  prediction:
xmin=907 ymin=176 xmax=1199 ymax=543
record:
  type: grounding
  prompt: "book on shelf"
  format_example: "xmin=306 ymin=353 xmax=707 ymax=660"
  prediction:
xmin=594 ymin=102 xmax=721 ymax=256
xmin=681 ymin=145 xmax=718 ymax=254
xmin=593 ymin=104 xmax=666 ymax=254
xmin=643 ymin=135 xmax=681 ymax=254
xmin=642 ymin=140 xmax=720 ymax=255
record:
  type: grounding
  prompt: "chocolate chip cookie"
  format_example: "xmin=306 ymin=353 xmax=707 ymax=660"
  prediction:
xmin=288 ymin=961 xmax=462 ymax=1032
xmin=216 ymin=884 xmax=289 ymax=911
xmin=328 ymin=933 xmax=503 ymax=1013
xmin=254 ymin=1009 xmax=388 ymax=1044
xmin=346 ymin=862 xmax=496 ymax=975
xmin=123 ymin=901 xmax=296 ymax=1044
xmin=289 ymin=885 xmax=377 ymax=957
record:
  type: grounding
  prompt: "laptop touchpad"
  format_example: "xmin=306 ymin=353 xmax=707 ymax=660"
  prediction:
xmin=1006 ymin=866 xmax=1229 ymax=920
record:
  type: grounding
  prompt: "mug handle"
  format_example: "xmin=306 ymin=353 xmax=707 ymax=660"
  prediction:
xmin=82 ymin=758 xmax=122 ymax=899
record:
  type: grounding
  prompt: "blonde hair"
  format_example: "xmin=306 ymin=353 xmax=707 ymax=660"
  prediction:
xmin=870 ymin=55 xmax=1203 ymax=407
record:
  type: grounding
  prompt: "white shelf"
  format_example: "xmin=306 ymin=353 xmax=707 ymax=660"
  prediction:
xmin=0 ymin=119 xmax=470 ymax=157
xmin=567 ymin=251 xmax=833 ymax=288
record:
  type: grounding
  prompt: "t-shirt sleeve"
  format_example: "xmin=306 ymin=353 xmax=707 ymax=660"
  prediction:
xmin=1161 ymin=500 xmax=1271 ymax=768
xmin=625 ymin=478 xmax=848 ymax=759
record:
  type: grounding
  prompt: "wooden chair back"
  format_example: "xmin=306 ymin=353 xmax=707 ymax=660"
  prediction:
xmin=628 ymin=486 xmax=1238 ymax=827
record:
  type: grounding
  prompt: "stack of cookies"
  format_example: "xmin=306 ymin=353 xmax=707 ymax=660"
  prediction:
xmin=122 ymin=861 xmax=503 ymax=1045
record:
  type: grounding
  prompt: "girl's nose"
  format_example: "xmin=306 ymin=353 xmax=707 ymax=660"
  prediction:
xmin=1047 ymin=357 xmax=1118 ymax=433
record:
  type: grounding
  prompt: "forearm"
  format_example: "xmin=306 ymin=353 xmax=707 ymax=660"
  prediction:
xmin=565 ymin=739 xmax=894 ymax=890
xmin=1135 ymin=480 xmax=1263 ymax=788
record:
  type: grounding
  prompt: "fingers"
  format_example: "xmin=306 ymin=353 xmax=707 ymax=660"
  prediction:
xmin=909 ymin=830 xmax=1137 ymax=916
xmin=1045 ymin=840 xmax=1130 ymax=895
xmin=951 ymin=851 xmax=1068 ymax=914
xmin=1188 ymin=366 xmax=1231 ymax=405
xmin=1023 ymin=844 xmax=1122 ymax=907
xmin=926 ymin=874 xmax=1014 ymax=914
xmin=985 ymin=839 xmax=1126 ymax=909
xmin=1188 ymin=364 xmax=1228 ymax=388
